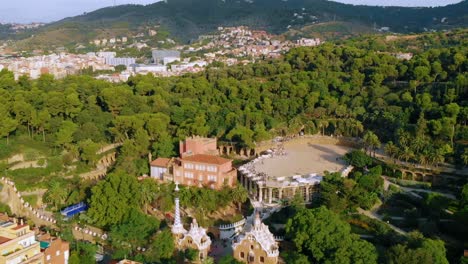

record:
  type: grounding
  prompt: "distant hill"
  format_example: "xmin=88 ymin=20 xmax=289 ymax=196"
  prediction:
xmin=7 ymin=0 xmax=468 ymax=48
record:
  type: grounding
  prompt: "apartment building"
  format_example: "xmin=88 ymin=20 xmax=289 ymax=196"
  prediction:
xmin=0 ymin=215 xmax=43 ymax=264
xmin=36 ymin=233 xmax=69 ymax=264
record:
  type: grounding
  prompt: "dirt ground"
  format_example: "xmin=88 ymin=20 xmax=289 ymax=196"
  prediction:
xmin=254 ymin=142 xmax=353 ymax=178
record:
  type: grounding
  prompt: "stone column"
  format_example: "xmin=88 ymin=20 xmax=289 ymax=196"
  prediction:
xmin=305 ymin=186 xmax=310 ymax=202
xmin=278 ymin=188 xmax=283 ymax=200
xmin=258 ymin=187 xmax=263 ymax=202
xmin=268 ymin=188 xmax=273 ymax=204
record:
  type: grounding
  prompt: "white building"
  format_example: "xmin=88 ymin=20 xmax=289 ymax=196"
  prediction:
xmin=150 ymin=158 xmax=171 ymax=180
xmin=105 ymin=57 xmax=136 ymax=67
xmin=163 ymin=57 xmax=181 ymax=65
xmin=97 ymin=52 xmax=116 ymax=58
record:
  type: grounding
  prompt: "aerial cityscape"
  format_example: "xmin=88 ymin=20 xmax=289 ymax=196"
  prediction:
xmin=0 ymin=0 xmax=466 ymax=264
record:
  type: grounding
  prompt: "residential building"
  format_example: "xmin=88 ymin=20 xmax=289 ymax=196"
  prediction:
xmin=36 ymin=233 xmax=69 ymax=264
xmin=152 ymin=50 xmax=181 ymax=65
xmin=173 ymin=154 xmax=236 ymax=189
xmin=179 ymin=136 xmax=218 ymax=157
xmin=96 ymin=52 xmax=116 ymax=58
xmin=0 ymin=215 xmax=43 ymax=264
xmin=152 ymin=136 xmax=237 ymax=189
xmin=105 ymin=57 xmax=136 ymax=67
xmin=232 ymin=213 xmax=279 ymax=264
xmin=150 ymin=158 xmax=171 ymax=180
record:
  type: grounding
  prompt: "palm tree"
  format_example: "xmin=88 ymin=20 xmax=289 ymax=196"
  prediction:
xmin=317 ymin=120 xmax=329 ymax=136
xmin=231 ymin=185 xmax=248 ymax=211
xmin=411 ymin=136 xmax=427 ymax=156
xmin=384 ymin=141 xmax=399 ymax=164
xmin=428 ymin=148 xmax=445 ymax=168
xmin=363 ymin=131 xmax=381 ymax=157
xmin=397 ymin=129 xmax=411 ymax=147
xmin=353 ymin=120 xmax=364 ymax=137
xmin=43 ymin=181 xmax=68 ymax=210
xmin=417 ymin=153 xmax=428 ymax=169
xmin=399 ymin=146 xmax=414 ymax=164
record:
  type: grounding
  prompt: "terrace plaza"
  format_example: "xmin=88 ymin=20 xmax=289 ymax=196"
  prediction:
xmin=239 ymin=137 xmax=354 ymax=205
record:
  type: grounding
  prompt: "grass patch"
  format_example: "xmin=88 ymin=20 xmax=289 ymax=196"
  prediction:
xmin=23 ymin=195 xmax=38 ymax=208
xmin=7 ymin=163 xmax=63 ymax=191
xmin=0 ymin=202 xmax=11 ymax=215
xmin=0 ymin=135 xmax=52 ymax=160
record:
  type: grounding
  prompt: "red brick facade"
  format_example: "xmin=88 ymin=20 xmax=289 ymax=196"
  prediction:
xmin=173 ymin=154 xmax=237 ymax=189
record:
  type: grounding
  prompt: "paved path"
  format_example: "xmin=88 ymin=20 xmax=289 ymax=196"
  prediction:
xmin=0 ymin=178 xmax=58 ymax=228
xmin=0 ymin=178 xmax=106 ymax=243
xmin=382 ymin=176 xmax=456 ymax=200
xmin=9 ymin=160 xmax=47 ymax=170
xmin=20 ymin=189 xmax=47 ymax=197
xmin=374 ymin=148 xmax=468 ymax=175
xmin=97 ymin=143 xmax=123 ymax=155
xmin=357 ymin=208 xmax=407 ymax=235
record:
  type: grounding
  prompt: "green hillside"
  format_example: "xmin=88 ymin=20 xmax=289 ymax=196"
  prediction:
xmin=7 ymin=0 xmax=468 ymax=48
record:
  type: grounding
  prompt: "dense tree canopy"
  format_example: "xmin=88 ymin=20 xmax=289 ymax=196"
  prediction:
xmin=286 ymin=207 xmax=378 ymax=264
xmin=386 ymin=232 xmax=449 ymax=264
xmin=0 ymin=33 xmax=466 ymax=175
xmin=87 ymin=172 xmax=142 ymax=227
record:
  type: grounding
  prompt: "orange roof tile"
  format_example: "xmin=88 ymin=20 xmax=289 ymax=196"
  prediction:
xmin=150 ymin=158 xmax=171 ymax=167
xmin=182 ymin=154 xmax=231 ymax=165
xmin=12 ymin=224 xmax=28 ymax=230
xmin=0 ymin=236 xmax=11 ymax=244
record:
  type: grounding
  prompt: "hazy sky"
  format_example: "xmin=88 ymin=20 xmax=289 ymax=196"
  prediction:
xmin=0 ymin=0 xmax=463 ymax=23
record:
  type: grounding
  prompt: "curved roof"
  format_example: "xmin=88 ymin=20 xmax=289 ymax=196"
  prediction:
xmin=233 ymin=213 xmax=279 ymax=257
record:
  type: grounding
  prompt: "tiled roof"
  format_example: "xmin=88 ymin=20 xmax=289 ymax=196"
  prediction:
xmin=182 ymin=154 xmax=231 ymax=165
xmin=12 ymin=224 xmax=28 ymax=230
xmin=150 ymin=158 xmax=171 ymax=167
xmin=0 ymin=236 xmax=11 ymax=244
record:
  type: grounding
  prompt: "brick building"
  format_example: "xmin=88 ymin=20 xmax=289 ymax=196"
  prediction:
xmin=179 ymin=136 xmax=218 ymax=157
xmin=36 ymin=233 xmax=69 ymax=264
xmin=150 ymin=136 xmax=237 ymax=189
xmin=173 ymin=154 xmax=236 ymax=189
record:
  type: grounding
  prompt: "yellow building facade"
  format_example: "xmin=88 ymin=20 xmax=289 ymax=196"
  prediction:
xmin=232 ymin=213 xmax=279 ymax=264
xmin=0 ymin=218 xmax=43 ymax=264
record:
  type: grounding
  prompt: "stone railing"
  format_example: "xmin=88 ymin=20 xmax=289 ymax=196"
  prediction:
xmin=73 ymin=226 xmax=108 ymax=241
xmin=1 ymin=177 xmax=57 ymax=225
xmin=1 ymin=177 xmax=109 ymax=243
xmin=218 ymin=218 xmax=246 ymax=230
